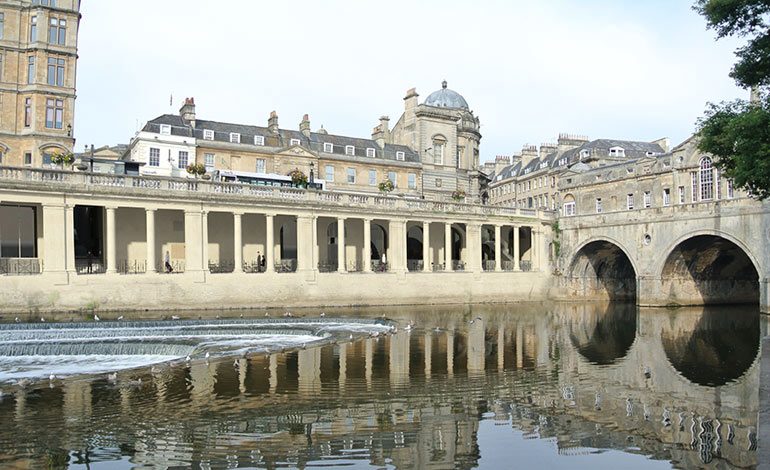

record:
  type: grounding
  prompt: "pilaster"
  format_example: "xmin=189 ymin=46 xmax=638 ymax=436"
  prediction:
xmin=105 ymin=206 xmax=117 ymax=274
xmin=494 ymin=224 xmax=502 ymax=272
xmin=513 ymin=225 xmax=520 ymax=271
xmin=265 ymin=214 xmax=275 ymax=273
xmin=233 ymin=212 xmax=243 ymax=273
xmin=363 ymin=218 xmax=372 ymax=272
xmin=422 ymin=221 xmax=430 ymax=272
xmin=145 ymin=209 xmax=156 ymax=273
xmin=444 ymin=222 xmax=453 ymax=271
xmin=337 ymin=217 xmax=346 ymax=273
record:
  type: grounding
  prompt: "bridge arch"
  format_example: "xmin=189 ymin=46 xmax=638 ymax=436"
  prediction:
xmin=566 ymin=237 xmax=638 ymax=301
xmin=656 ymin=230 xmax=760 ymax=306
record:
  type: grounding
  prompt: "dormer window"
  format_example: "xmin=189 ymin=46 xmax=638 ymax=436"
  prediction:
xmin=396 ymin=151 xmax=405 ymax=161
xmin=579 ymin=149 xmax=590 ymax=160
xmin=609 ymin=146 xmax=625 ymax=157
xmin=290 ymin=138 xmax=300 ymax=146
xmin=203 ymin=129 xmax=214 ymax=140
xmin=230 ymin=133 xmax=240 ymax=144
xmin=323 ymin=142 xmax=333 ymax=153
xmin=254 ymin=135 xmax=265 ymax=146
xmin=159 ymin=124 xmax=171 ymax=135
xmin=366 ymin=148 xmax=375 ymax=158
xmin=345 ymin=145 xmax=355 ymax=156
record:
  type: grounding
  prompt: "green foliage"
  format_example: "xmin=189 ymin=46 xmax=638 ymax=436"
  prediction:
xmin=289 ymin=168 xmax=307 ymax=186
xmin=451 ymin=189 xmax=466 ymax=201
xmin=696 ymin=96 xmax=770 ymax=199
xmin=378 ymin=178 xmax=394 ymax=193
xmin=50 ymin=151 xmax=74 ymax=166
xmin=694 ymin=0 xmax=770 ymax=198
xmin=186 ymin=162 xmax=207 ymax=177
xmin=694 ymin=0 xmax=770 ymax=89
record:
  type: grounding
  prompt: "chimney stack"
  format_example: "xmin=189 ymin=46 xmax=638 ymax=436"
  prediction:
xmin=268 ymin=111 xmax=279 ymax=134
xmin=494 ymin=155 xmax=511 ymax=175
xmin=371 ymin=115 xmax=391 ymax=149
xmin=404 ymin=88 xmax=419 ymax=111
xmin=520 ymin=144 xmax=539 ymax=168
xmin=299 ymin=114 xmax=311 ymax=138
xmin=179 ymin=97 xmax=196 ymax=128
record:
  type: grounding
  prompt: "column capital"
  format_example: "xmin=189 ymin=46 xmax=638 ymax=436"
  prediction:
xmin=145 ymin=207 xmax=158 ymax=213
xmin=104 ymin=205 xmax=118 ymax=211
xmin=232 ymin=211 xmax=244 ymax=216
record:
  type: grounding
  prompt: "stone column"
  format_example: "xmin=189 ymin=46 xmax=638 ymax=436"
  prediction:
xmin=296 ymin=215 xmax=314 ymax=273
xmin=265 ymin=214 xmax=274 ymax=273
xmin=64 ymin=205 xmax=75 ymax=275
xmin=494 ymin=225 xmax=502 ymax=272
xmin=532 ymin=227 xmax=540 ymax=272
xmin=337 ymin=217 xmax=346 ymax=273
xmin=202 ymin=211 xmax=210 ymax=273
xmin=466 ymin=222 xmax=482 ymax=273
xmin=422 ymin=221 xmax=430 ymax=272
xmin=513 ymin=225 xmax=520 ymax=271
xmin=312 ymin=218 xmax=319 ymax=272
xmin=105 ymin=207 xmax=117 ymax=274
xmin=42 ymin=204 xmax=67 ymax=277
xmin=184 ymin=210 xmax=204 ymax=273
xmin=444 ymin=222 xmax=453 ymax=272
xmin=388 ymin=219 xmax=407 ymax=273
xmin=233 ymin=212 xmax=243 ymax=273
xmin=363 ymin=218 xmax=372 ymax=272
xmin=145 ymin=209 xmax=156 ymax=273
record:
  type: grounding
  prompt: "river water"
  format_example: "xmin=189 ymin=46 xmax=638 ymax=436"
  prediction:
xmin=0 ymin=302 xmax=765 ymax=469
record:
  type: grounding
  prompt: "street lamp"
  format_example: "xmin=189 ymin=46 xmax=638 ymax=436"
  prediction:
xmin=309 ymin=161 xmax=315 ymax=187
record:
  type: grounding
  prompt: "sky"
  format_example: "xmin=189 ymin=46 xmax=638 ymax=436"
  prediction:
xmin=75 ymin=0 xmax=747 ymax=162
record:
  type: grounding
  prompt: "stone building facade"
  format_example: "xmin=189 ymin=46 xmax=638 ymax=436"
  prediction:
xmin=0 ymin=0 xmax=79 ymax=167
xmin=125 ymin=81 xmax=481 ymax=202
xmin=484 ymin=134 xmax=669 ymax=212
xmin=557 ymin=135 xmax=744 ymax=217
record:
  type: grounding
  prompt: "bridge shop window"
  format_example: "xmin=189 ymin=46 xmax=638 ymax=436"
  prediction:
xmin=595 ymin=198 xmax=602 ymax=213
xmin=678 ymin=186 xmax=685 ymax=204
xmin=0 ymin=205 xmax=37 ymax=258
xmin=643 ymin=191 xmax=651 ymax=208
xmin=663 ymin=188 xmax=671 ymax=206
xmin=626 ymin=193 xmax=634 ymax=210
xmin=699 ymin=157 xmax=714 ymax=200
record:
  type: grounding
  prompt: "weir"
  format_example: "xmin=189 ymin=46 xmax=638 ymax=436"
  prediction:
xmin=0 ymin=317 xmax=395 ymax=383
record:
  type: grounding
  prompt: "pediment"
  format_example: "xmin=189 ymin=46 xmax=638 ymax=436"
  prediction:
xmin=276 ymin=145 xmax=318 ymax=159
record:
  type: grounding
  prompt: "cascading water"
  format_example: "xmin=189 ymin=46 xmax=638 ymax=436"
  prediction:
xmin=0 ymin=317 xmax=394 ymax=384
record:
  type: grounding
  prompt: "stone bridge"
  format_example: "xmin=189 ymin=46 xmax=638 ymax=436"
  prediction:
xmin=557 ymin=197 xmax=770 ymax=313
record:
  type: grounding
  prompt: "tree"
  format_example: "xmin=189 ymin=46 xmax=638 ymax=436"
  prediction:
xmin=694 ymin=0 xmax=770 ymax=199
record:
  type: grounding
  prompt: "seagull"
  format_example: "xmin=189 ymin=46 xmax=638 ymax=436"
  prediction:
xmin=239 ymin=313 xmax=244 ymax=318
xmin=107 ymin=372 xmax=118 ymax=382
xmin=284 ymin=312 xmax=293 ymax=317
xmin=185 ymin=355 xmax=191 ymax=362
xmin=117 ymin=315 xmax=124 ymax=321
xmin=216 ymin=314 xmax=220 ymax=319
xmin=205 ymin=352 xmax=210 ymax=360
xmin=14 ymin=317 xmax=20 ymax=323
xmin=349 ymin=334 xmax=354 ymax=340
xmin=320 ymin=312 xmax=326 ymax=317
xmin=93 ymin=314 xmax=100 ymax=321
xmin=171 ymin=315 xmax=180 ymax=320
xmin=40 ymin=317 xmax=45 ymax=322
xmin=264 ymin=312 xmax=270 ymax=317
xmin=49 ymin=374 xmax=56 ymax=382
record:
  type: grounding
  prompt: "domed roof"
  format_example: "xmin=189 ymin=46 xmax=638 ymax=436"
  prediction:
xmin=424 ymin=81 xmax=469 ymax=109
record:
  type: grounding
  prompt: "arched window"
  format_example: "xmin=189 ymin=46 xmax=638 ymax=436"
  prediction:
xmin=699 ymin=157 xmax=714 ymax=200
xmin=563 ymin=194 xmax=576 ymax=216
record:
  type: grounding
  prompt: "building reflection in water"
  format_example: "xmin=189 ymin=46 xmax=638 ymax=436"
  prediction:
xmin=0 ymin=302 xmax=764 ymax=469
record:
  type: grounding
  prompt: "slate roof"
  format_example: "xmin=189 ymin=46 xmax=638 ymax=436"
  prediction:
xmin=142 ymin=115 xmax=420 ymax=164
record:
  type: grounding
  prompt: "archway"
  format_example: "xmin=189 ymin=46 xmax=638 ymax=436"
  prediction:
xmin=568 ymin=303 xmax=637 ymax=365
xmin=660 ymin=235 xmax=759 ymax=305
xmin=406 ymin=224 xmax=423 ymax=271
xmin=661 ymin=306 xmax=759 ymax=386
xmin=567 ymin=240 xmax=637 ymax=301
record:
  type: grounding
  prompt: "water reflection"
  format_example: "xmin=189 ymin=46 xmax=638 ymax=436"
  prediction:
xmin=0 ymin=303 xmax=764 ymax=469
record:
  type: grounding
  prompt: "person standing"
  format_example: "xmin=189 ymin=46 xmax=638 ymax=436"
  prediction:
xmin=164 ymin=251 xmax=173 ymax=273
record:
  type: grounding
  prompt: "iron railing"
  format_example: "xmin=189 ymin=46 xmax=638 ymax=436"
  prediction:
xmin=0 ymin=258 xmax=42 ymax=275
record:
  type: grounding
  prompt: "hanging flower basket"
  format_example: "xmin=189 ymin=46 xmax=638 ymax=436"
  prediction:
xmin=186 ymin=162 xmax=207 ymax=178
xmin=451 ymin=189 xmax=466 ymax=201
xmin=51 ymin=151 xmax=75 ymax=168
xmin=378 ymin=179 xmax=394 ymax=193
xmin=289 ymin=168 xmax=308 ymax=186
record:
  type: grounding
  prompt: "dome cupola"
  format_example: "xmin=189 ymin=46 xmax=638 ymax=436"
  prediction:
xmin=424 ymin=80 xmax=469 ymax=109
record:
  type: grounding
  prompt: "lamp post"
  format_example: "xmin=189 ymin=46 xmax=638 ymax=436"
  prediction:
xmin=309 ymin=161 xmax=315 ymax=187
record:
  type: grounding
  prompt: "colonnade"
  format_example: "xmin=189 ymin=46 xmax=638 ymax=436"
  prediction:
xmin=29 ymin=203 xmax=547 ymax=277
